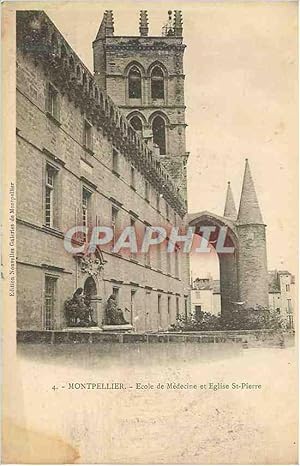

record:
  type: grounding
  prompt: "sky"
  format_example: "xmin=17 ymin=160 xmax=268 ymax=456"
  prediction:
xmin=41 ymin=1 xmax=298 ymax=278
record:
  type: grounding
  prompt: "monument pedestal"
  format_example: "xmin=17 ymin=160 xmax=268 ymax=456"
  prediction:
xmin=102 ymin=324 xmax=134 ymax=333
xmin=64 ymin=326 xmax=102 ymax=332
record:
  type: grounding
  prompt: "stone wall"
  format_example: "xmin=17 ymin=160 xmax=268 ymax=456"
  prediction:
xmin=16 ymin=14 xmax=190 ymax=332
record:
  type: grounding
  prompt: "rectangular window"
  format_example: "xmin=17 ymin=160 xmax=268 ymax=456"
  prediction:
xmin=144 ymin=226 xmax=151 ymax=267
xmin=130 ymin=165 xmax=136 ymax=190
xmin=83 ymin=119 xmax=93 ymax=152
xmin=145 ymin=291 xmax=151 ymax=330
xmin=286 ymin=284 xmax=290 ymax=292
xmin=158 ymin=294 xmax=162 ymax=329
xmin=175 ymin=250 xmax=179 ymax=277
xmin=145 ymin=181 xmax=150 ymax=202
xmin=184 ymin=298 xmax=188 ymax=321
xmin=130 ymin=218 xmax=137 ymax=260
xmin=167 ymin=249 xmax=171 ymax=274
xmin=45 ymin=164 xmax=58 ymax=228
xmin=156 ymin=193 xmax=160 ymax=212
xmin=165 ymin=201 xmax=169 ymax=220
xmin=112 ymin=206 xmax=119 ymax=248
xmin=167 ymin=296 xmax=171 ymax=326
xmin=112 ymin=286 xmax=119 ymax=303
xmin=82 ymin=187 xmax=92 ymax=230
xmin=47 ymin=83 xmax=59 ymax=121
xmin=195 ymin=305 xmax=202 ymax=322
xmin=157 ymin=242 xmax=161 ymax=271
xmin=287 ymin=298 xmax=292 ymax=313
xmin=112 ymin=148 xmax=119 ymax=174
xmin=176 ymin=297 xmax=180 ymax=319
xmin=130 ymin=289 xmax=136 ymax=325
xmin=44 ymin=276 xmax=57 ymax=330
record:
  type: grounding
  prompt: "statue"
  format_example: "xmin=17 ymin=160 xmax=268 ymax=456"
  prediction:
xmin=64 ymin=287 xmax=97 ymax=327
xmin=105 ymin=294 xmax=129 ymax=325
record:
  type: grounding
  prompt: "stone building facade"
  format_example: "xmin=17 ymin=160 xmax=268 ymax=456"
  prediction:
xmin=16 ymin=10 xmax=190 ymax=332
xmin=191 ymin=271 xmax=295 ymax=330
xmin=268 ymin=270 xmax=295 ymax=329
xmin=191 ymin=276 xmax=221 ymax=317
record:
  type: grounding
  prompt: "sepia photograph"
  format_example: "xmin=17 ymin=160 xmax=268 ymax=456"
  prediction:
xmin=2 ymin=1 xmax=298 ymax=463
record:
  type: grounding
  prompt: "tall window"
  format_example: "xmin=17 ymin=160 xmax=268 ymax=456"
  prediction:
xmin=83 ymin=120 xmax=93 ymax=152
xmin=175 ymin=249 xmax=179 ymax=277
xmin=130 ymin=289 xmax=136 ymax=325
xmin=130 ymin=165 xmax=136 ymax=190
xmin=167 ymin=296 xmax=171 ymax=326
xmin=112 ymin=148 xmax=119 ymax=174
xmin=144 ymin=226 xmax=151 ymax=267
xmin=47 ymin=83 xmax=59 ymax=121
xmin=145 ymin=180 xmax=150 ymax=202
xmin=130 ymin=116 xmax=143 ymax=133
xmin=82 ymin=187 xmax=92 ymax=230
xmin=165 ymin=201 xmax=170 ymax=220
xmin=128 ymin=66 xmax=142 ymax=99
xmin=152 ymin=116 xmax=166 ymax=155
xmin=112 ymin=206 xmax=119 ymax=248
xmin=184 ymin=298 xmax=188 ymax=321
xmin=44 ymin=276 xmax=57 ymax=330
xmin=167 ymin=248 xmax=171 ymax=274
xmin=151 ymin=66 xmax=164 ymax=99
xmin=112 ymin=286 xmax=119 ymax=303
xmin=158 ymin=294 xmax=162 ymax=329
xmin=156 ymin=193 xmax=160 ymax=212
xmin=130 ymin=218 xmax=137 ymax=261
xmin=176 ymin=297 xmax=179 ymax=319
xmin=45 ymin=164 xmax=58 ymax=228
xmin=157 ymin=242 xmax=161 ymax=271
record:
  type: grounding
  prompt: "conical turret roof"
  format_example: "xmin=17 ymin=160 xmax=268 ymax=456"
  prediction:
xmin=223 ymin=181 xmax=237 ymax=220
xmin=237 ymin=159 xmax=264 ymax=224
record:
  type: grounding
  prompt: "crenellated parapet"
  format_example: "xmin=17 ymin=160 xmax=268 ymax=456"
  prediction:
xmin=16 ymin=11 xmax=187 ymax=217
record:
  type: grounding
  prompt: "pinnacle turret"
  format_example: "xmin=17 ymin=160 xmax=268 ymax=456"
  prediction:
xmin=173 ymin=10 xmax=183 ymax=37
xmin=139 ymin=10 xmax=149 ymax=36
xmin=237 ymin=159 xmax=264 ymax=224
xmin=223 ymin=181 xmax=237 ymax=220
xmin=95 ymin=10 xmax=114 ymax=40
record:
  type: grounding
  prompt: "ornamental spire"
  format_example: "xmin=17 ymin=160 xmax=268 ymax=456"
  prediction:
xmin=95 ymin=10 xmax=114 ymax=40
xmin=223 ymin=181 xmax=237 ymax=220
xmin=139 ymin=10 xmax=149 ymax=36
xmin=237 ymin=159 xmax=264 ymax=224
xmin=105 ymin=10 xmax=114 ymax=37
xmin=173 ymin=10 xmax=183 ymax=37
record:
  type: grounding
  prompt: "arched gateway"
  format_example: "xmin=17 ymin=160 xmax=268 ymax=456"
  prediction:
xmin=188 ymin=159 xmax=269 ymax=315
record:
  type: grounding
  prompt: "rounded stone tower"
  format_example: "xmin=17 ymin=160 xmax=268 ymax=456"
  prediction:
xmin=236 ymin=159 xmax=269 ymax=308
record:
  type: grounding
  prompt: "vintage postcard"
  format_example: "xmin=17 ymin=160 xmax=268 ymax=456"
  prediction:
xmin=2 ymin=0 xmax=298 ymax=463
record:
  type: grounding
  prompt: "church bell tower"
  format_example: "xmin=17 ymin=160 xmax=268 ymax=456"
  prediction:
xmin=92 ymin=9 xmax=189 ymax=197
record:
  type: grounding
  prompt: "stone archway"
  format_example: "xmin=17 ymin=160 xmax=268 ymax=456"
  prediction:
xmin=189 ymin=211 xmax=239 ymax=317
xmin=188 ymin=204 xmax=269 ymax=313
